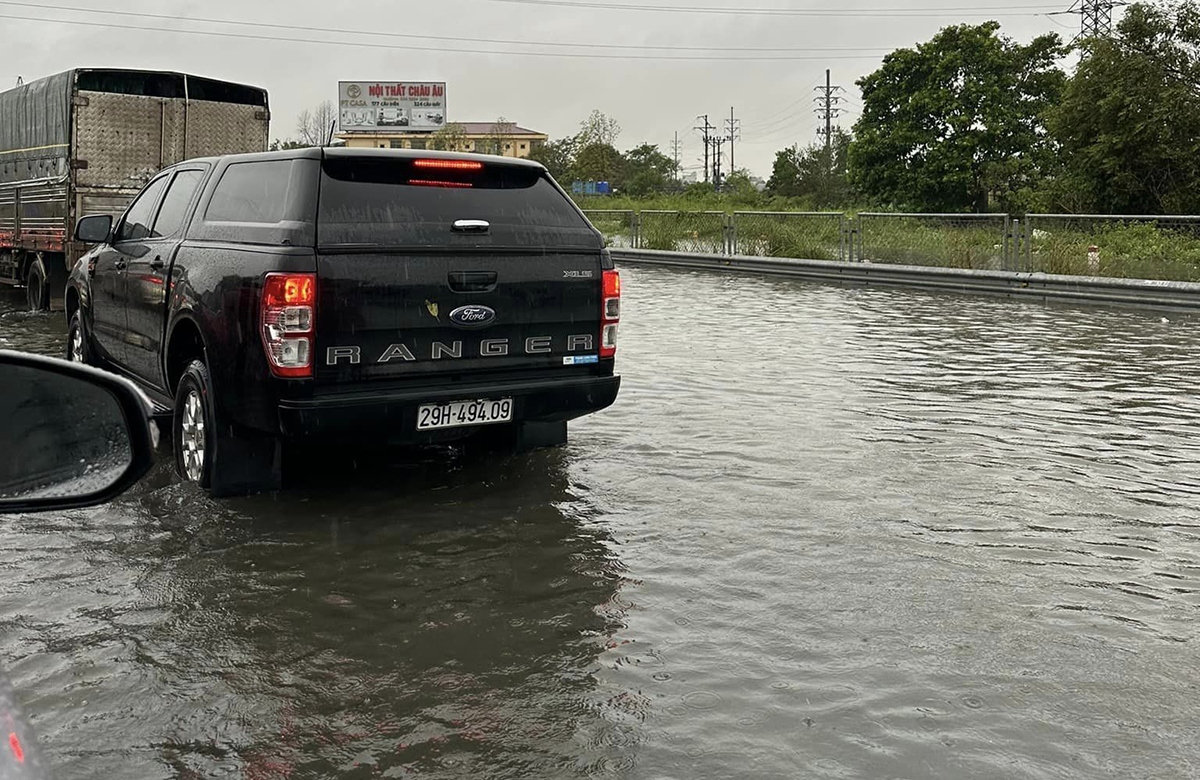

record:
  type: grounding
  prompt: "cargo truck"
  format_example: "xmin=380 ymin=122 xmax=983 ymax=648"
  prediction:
xmin=0 ymin=68 xmax=270 ymax=310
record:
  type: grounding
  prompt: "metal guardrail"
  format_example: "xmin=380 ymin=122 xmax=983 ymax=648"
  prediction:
xmin=611 ymin=248 xmax=1200 ymax=311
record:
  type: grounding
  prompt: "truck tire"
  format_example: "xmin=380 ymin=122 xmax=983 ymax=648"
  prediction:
xmin=173 ymin=359 xmax=283 ymax=497
xmin=26 ymin=258 xmax=48 ymax=312
xmin=174 ymin=360 xmax=215 ymax=489
xmin=66 ymin=311 xmax=92 ymax=365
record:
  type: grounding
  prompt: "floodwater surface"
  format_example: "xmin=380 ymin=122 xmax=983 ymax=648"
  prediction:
xmin=1 ymin=268 xmax=1198 ymax=779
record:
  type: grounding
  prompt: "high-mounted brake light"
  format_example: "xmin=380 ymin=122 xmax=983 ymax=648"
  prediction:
xmin=407 ymin=179 xmax=474 ymax=189
xmin=261 ymin=272 xmax=316 ymax=378
xmin=601 ymin=269 xmax=621 ymax=359
xmin=412 ymin=159 xmax=484 ymax=171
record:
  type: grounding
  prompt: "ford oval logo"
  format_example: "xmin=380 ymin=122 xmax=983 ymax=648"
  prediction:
xmin=449 ymin=305 xmax=497 ymax=329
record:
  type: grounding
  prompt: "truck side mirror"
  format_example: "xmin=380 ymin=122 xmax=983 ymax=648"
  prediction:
xmin=0 ymin=351 xmax=157 ymax=514
xmin=74 ymin=214 xmax=113 ymax=244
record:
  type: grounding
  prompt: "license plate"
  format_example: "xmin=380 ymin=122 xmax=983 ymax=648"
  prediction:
xmin=417 ymin=398 xmax=514 ymax=431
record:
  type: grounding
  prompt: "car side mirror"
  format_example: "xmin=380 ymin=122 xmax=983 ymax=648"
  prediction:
xmin=74 ymin=214 xmax=113 ymax=244
xmin=0 ymin=351 xmax=157 ymax=513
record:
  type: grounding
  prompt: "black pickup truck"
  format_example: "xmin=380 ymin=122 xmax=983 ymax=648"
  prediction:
xmin=64 ymin=148 xmax=621 ymax=496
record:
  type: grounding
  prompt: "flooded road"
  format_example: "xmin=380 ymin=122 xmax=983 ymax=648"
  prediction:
xmin=2 ymin=269 xmax=1199 ymax=780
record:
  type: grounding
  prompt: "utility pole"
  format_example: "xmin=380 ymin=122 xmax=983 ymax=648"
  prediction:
xmin=694 ymin=114 xmax=716 ymax=184
xmin=671 ymin=131 xmax=682 ymax=184
xmin=711 ymin=136 xmax=726 ymax=191
xmin=1070 ymin=0 xmax=1124 ymax=46
xmin=725 ymin=107 xmax=740 ymax=177
xmin=814 ymin=69 xmax=844 ymax=159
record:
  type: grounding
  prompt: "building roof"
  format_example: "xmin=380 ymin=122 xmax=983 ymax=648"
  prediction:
xmin=451 ymin=122 xmax=544 ymax=135
xmin=336 ymin=122 xmax=546 ymax=138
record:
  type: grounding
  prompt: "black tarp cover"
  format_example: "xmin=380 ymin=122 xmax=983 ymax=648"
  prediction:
xmin=0 ymin=71 xmax=72 ymax=187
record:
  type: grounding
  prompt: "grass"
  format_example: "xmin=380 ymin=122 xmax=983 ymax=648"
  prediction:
xmin=859 ymin=217 xmax=1010 ymax=270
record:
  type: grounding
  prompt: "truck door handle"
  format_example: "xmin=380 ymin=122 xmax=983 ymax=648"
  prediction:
xmin=114 ymin=260 xmax=127 ymax=271
xmin=448 ymin=271 xmax=498 ymax=293
xmin=149 ymin=256 xmax=164 ymax=271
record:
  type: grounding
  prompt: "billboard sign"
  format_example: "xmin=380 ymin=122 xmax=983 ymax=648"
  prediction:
xmin=338 ymin=81 xmax=447 ymax=133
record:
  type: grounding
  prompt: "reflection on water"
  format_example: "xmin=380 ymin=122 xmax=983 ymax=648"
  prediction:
xmin=2 ymin=450 xmax=630 ymax=779
xmin=3 ymin=277 xmax=1200 ymax=779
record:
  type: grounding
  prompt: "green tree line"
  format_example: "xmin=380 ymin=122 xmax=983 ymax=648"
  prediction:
xmin=783 ymin=1 xmax=1200 ymax=215
xmin=575 ymin=1 xmax=1200 ymax=216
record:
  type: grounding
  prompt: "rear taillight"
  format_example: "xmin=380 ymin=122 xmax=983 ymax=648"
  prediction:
xmin=601 ymin=269 xmax=620 ymax=359
xmin=261 ymin=272 xmax=315 ymax=378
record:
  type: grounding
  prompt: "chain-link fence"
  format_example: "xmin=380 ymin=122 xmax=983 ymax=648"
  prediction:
xmin=856 ymin=213 xmax=1014 ymax=270
xmin=1023 ymin=214 xmax=1200 ymax=282
xmin=731 ymin=212 xmax=846 ymax=261
xmin=637 ymin=210 xmax=728 ymax=254
xmin=581 ymin=209 xmax=637 ymax=249
xmin=593 ymin=207 xmax=1200 ymax=281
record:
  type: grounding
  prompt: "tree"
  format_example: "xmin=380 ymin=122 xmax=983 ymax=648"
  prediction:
xmin=767 ymin=129 xmax=852 ymax=206
xmin=430 ymin=122 xmax=468 ymax=152
xmin=296 ymin=100 xmax=337 ymax=147
xmin=574 ymin=142 xmax=625 ymax=188
xmin=529 ymin=136 xmax=578 ymax=181
xmin=577 ymin=110 xmax=621 ymax=148
xmin=480 ymin=117 xmax=516 ymax=156
xmin=1044 ymin=1 xmax=1200 ymax=214
xmin=622 ymin=143 xmax=676 ymax=196
xmin=269 ymin=139 xmax=308 ymax=152
xmin=848 ymin=22 xmax=1065 ymax=212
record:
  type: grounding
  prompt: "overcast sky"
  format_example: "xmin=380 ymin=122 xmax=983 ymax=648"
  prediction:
xmin=4 ymin=0 xmax=1087 ymax=177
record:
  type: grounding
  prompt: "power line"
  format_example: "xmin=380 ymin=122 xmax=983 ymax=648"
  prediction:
xmin=0 ymin=11 xmax=896 ymax=60
xmin=739 ymin=96 xmax=812 ymax=131
xmin=0 ymin=1 xmax=896 ymax=54
xmin=487 ymin=0 xmax=1063 ymax=17
xmin=742 ymin=101 xmax=816 ymax=136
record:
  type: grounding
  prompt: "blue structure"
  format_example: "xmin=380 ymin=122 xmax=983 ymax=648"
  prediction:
xmin=571 ymin=180 xmax=612 ymax=196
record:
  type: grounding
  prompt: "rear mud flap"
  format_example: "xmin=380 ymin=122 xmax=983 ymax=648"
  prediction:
xmin=210 ymin=429 xmax=283 ymax=498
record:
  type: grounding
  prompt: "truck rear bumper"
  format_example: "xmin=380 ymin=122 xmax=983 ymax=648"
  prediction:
xmin=276 ymin=375 xmax=620 ymax=439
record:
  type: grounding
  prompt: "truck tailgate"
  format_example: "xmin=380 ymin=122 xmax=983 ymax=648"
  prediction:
xmin=316 ymin=249 xmax=603 ymax=383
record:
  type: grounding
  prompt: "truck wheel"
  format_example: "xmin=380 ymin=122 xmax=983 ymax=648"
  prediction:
xmin=174 ymin=360 xmax=214 ymax=488
xmin=26 ymin=259 xmax=48 ymax=312
xmin=66 ymin=311 xmax=92 ymax=365
xmin=173 ymin=359 xmax=283 ymax=497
